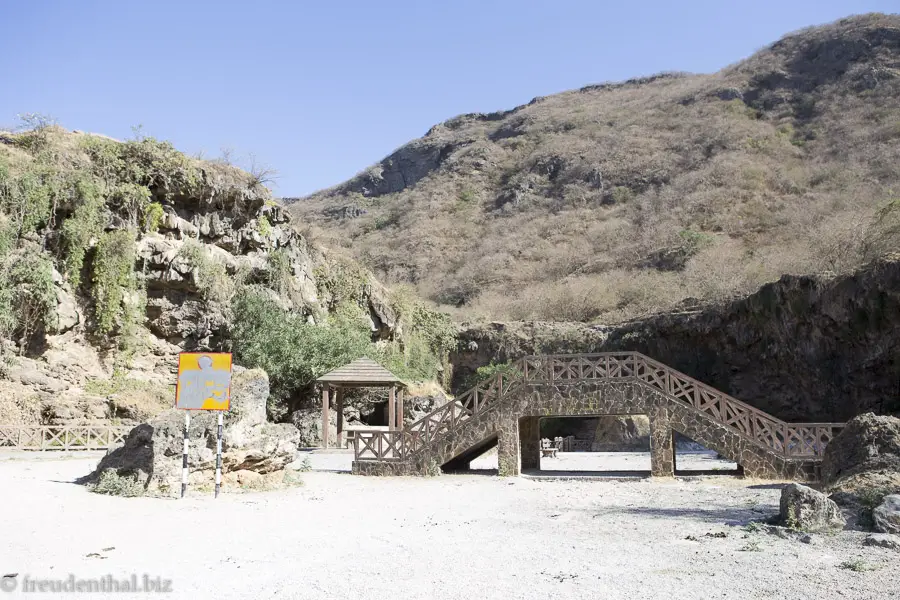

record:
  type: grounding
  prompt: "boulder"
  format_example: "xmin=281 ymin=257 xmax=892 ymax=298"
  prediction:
xmin=863 ymin=533 xmax=900 ymax=552
xmin=822 ymin=413 xmax=900 ymax=488
xmin=873 ymin=495 xmax=900 ymax=534
xmin=80 ymin=367 xmax=301 ymax=496
xmin=779 ymin=483 xmax=846 ymax=532
xmin=821 ymin=413 xmax=900 ymax=516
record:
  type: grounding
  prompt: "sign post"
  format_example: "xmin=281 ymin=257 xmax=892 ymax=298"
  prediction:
xmin=182 ymin=411 xmax=190 ymax=498
xmin=215 ymin=412 xmax=224 ymax=498
xmin=174 ymin=352 xmax=233 ymax=498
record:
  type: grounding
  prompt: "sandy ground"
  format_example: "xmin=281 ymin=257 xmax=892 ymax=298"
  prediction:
xmin=1 ymin=451 xmax=898 ymax=600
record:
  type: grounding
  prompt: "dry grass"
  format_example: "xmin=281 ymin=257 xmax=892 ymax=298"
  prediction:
xmin=290 ymin=14 xmax=900 ymax=323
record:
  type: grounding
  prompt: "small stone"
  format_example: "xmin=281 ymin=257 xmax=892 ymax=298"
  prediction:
xmin=863 ymin=533 xmax=900 ymax=552
xmin=799 ymin=534 xmax=815 ymax=544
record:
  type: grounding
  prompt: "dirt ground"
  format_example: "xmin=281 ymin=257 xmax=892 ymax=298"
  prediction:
xmin=1 ymin=451 xmax=898 ymax=600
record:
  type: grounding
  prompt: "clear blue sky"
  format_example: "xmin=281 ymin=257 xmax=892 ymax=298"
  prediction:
xmin=1 ymin=1 xmax=895 ymax=196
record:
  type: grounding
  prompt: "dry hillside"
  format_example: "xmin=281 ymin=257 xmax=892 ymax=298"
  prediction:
xmin=289 ymin=13 xmax=900 ymax=323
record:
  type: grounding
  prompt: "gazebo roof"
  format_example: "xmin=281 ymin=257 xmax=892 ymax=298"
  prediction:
xmin=316 ymin=357 xmax=404 ymax=386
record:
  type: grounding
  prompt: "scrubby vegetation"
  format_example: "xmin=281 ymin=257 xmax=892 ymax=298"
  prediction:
xmin=88 ymin=468 xmax=145 ymax=497
xmin=292 ymin=13 xmax=900 ymax=323
xmin=0 ymin=120 xmax=213 ymax=359
xmin=0 ymin=119 xmax=456 ymax=411
xmin=230 ymin=284 xmax=456 ymax=420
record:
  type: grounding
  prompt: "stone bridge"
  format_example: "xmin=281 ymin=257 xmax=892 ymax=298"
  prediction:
xmin=351 ymin=353 xmax=844 ymax=481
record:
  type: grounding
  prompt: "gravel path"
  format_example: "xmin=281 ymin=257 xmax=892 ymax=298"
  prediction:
xmin=1 ymin=452 xmax=897 ymax=599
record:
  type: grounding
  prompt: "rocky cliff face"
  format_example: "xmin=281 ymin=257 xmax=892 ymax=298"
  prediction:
xmin=453 ymin=257 xmax=900 ymax=423
xmin=0 ymin=128 xmax=435 ymax=429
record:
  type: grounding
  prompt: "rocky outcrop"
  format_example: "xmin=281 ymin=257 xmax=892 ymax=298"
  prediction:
xmin=821 ymin=413 xmax=900 ymax=495
xmin=452 ymin=258 xmax=900 ymax=423
xmin=80 ymin=367 xmax=300 ymax=496
xmin=874 ymin=495 xmax=900 ymax=534
xmin=779 ymin=483 xmax=846 ymax=532
xmin=0 ymin=130 xmax=411 ymax=430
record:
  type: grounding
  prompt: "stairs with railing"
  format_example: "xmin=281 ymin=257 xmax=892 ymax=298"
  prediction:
xmin=351 ymin=352 xmax=844 ymax=479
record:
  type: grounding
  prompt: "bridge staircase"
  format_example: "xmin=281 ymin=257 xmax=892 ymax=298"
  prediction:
xmin=351 ymin=353 xmax=843 ymax=481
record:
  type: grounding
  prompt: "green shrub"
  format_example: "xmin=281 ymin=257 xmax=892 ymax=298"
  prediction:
xmin=611 ymin=186 xmax=634 ymax=203
xmin=313 ymin=259 xmax=369 ymax=307
xmin=266 ymin=248 xmax=293 ymax=297
xmin=92 ymin=229 xmax=137 ymax=335
xmin=60 ymin=177 xmax=106 ymax=288
xmin=88 ymin=469 xmax=145 ymax=497
xmin=839 ymin=559 xmax=876 ymax=572
xmin=230 ymin=287 xmax=373 ymax=419
xmin=257 ymin=215 xmax=272 ymax=238
xmin=467 ymin=360 xmax=521 ymax=388
xmin=178 ymin=239 xmax=233 ymax=304
xmin=0 ymin=249 xmax=58 ymax=346
xmin=856 ymin=486 xmax=893 ymax=528
xmin=81 ymin=134 xmax=200 ymax=197
xmin=678 ymin=229 xmax=715 ymax=256
xmin=142 ymin=202 xmax=164 ymax=233
xmin=109 ymin=183 xmax=152 ymax=227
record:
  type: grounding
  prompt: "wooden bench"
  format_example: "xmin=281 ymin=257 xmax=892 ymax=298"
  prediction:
xmin=541 ymin=438 xmax=558 ymax=458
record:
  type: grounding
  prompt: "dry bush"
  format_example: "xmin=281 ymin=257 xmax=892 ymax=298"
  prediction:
xmin=290 ymin=14 xmax=900 ymax=323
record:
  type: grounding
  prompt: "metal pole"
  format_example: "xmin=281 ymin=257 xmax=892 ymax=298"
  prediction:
xmin=181 ymin=411 xmax=190 ymax=499
xmin=215 ymin=411 xmax=223 ymax=498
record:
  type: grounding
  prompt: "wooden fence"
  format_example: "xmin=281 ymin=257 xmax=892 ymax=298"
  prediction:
xmin=0 ymin=425 xmax=132 ymax=451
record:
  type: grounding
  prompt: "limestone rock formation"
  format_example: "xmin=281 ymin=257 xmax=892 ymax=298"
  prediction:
xmin=80 ymin=367 xmax=300 ymax=496
xmin=874 ymin=495 xmax=900 ymax=534
xmin=821 ymin=413 xmax=900 ymax=504
xmin=0 ymin=128 xmax=429 ymax=431
xmin=779 ymin=483 xmax=846 ymax=532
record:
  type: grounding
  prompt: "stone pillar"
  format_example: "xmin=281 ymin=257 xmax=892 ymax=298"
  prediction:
xmin=518 ymin=416 xmax=541 ymax=471
xmin=497 ymin=415 xmax=520 ymax=477
xmin=649 ymin=405 xmax=674 ymax=477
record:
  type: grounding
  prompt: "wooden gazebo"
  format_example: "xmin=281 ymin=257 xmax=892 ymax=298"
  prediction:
xmin=316 ymin=357 xmax=406 ymax=449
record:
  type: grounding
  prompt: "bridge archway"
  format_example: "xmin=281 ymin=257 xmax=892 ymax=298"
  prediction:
xmin=352 ymin=353 xmax=841 ymax=481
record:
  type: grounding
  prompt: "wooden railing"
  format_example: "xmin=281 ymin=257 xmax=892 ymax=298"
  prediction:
xmin=0 ymin=425 xmax=132 ymax=451
xmin=353 ymin=352 xmax=845 ymax=463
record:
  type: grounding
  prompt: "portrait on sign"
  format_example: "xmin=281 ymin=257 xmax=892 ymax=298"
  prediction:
xmin=175 ymin=352 xmax=232 ymax=410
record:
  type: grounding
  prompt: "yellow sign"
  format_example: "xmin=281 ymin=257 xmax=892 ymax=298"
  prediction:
xmin=175 ymin=352 xmax=232 ymax=410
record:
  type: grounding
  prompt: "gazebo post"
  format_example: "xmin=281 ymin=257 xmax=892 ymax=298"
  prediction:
xmin=336 ymin=386 xmax=344 ymax=448
xmin=321 ymin=386 xmax=330 ymax=449
xmin=388 ymin=385 xmax=396 ymax=431
xmin=397 ymin=388 xmax=404 ymax=429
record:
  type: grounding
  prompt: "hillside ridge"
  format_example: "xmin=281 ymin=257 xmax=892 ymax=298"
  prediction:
xmin=289 ymin=13 xmax=900 ymax=323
